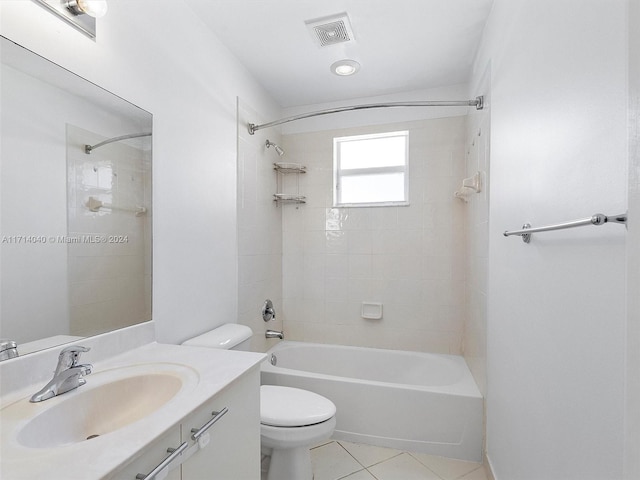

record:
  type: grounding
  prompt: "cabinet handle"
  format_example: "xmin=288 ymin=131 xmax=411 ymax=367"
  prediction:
xmin=190 ymin=407 xmax=229 ymax=441
xmin=135 ymin=441 xmax=188 ymax=480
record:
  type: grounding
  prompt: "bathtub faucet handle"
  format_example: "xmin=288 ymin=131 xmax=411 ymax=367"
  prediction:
xmin=262 ymin=299 xmax=276 ymax=322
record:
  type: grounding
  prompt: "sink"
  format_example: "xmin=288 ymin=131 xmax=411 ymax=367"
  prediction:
xmin=2 ymin=363 xmax=198 ymax=449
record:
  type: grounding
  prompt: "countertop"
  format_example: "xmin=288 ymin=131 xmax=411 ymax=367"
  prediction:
xmin=0 ymin=342 xmax=266 ymax=479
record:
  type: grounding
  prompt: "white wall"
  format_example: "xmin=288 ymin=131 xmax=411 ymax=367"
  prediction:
xmin=280 ymin=84 xmax=471 ymax=135
xmin=0 ymin=0 xmax=281 ymax=345
xmin=473 ymin=1 xmax=628 ymax=478
xmin=625 ymin=1 xmax=640 ymax=478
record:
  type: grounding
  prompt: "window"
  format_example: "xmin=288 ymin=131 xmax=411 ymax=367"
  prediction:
xmin=333 ymin=130 xmax=409 ymax=207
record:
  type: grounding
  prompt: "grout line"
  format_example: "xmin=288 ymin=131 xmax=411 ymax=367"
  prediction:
xmin=337 ymin=440 xmax=405 ymax=468
xmin=364 ymin=467 xmax=381 ymax=480
xmin=335 ymin=441 xmax=364 ymax=468
xmin=360 ymin=451 xmax=405 ymax=470
xmin=456 ymin=465 xmax=485 ymax=480
xmin=406 ymin=451 xmax=486 ymax=480
xmin=311 ymin=439 xmax=335 ymax=450
xmin=405 ymin=451 xmax=447 ymax=479
xmin=336 ymin=467 xmax=367 ymax=480
xmin=314 ymin=441 xmax=487 ymax=480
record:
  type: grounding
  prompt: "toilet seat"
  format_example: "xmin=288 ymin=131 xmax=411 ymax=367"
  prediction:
xmin=261 ymin=385 xmax=336 ymax=427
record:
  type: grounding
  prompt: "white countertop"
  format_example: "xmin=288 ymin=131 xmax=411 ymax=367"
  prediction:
xmin=0 ymin=342 xmax=266 ymax=479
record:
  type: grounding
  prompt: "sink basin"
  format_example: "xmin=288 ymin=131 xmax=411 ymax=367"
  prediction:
xmin=3 ymin=363 xmax=198 ymax=449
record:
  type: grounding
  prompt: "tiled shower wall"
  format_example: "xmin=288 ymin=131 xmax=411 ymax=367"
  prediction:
xmin=280 ymin=116 xmax=467 ymax=354
xmin=67 ymin=125 xmax=151 ymax=337
xmin=462 ymin=109 xmax=489 ymax=398
xmin=237 ymin=101 xmax=283 ymax=351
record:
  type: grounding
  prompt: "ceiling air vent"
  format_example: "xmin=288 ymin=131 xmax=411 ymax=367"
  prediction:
xmin=305 ymin=13 xmax=355 ymax=47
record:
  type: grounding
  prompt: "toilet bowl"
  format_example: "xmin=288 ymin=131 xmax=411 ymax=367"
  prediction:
xmin=261 ymin=385 xmax=336 ymax=480
xmin=182 ymin=323 xmax=336 ymax=480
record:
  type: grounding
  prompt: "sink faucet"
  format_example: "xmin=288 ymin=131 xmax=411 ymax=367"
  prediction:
xmin=0 ymin=339 xmax=18 ymax=361
xmin=30 ymin=345 xmax=92 ymax=403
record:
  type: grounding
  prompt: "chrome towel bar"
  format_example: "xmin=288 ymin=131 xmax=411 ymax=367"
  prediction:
xmin=504 ymin=213 xmax=627 ymax=243
xmin=191 ymin=407 xmax=229 ymax=441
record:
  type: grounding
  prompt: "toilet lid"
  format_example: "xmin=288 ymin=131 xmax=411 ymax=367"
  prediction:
xmin=260 ymin=385 xmax=336 ymax=427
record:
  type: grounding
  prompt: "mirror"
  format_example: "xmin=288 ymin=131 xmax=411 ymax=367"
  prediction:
xmin=1 ymin=36 xmax=152 ymax=356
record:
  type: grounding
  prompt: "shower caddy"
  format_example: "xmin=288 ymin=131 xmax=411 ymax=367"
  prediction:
xmin=273 ymin=162 xmax=306 ymax=205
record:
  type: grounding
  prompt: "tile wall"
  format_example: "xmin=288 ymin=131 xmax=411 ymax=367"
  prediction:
xmin=67 ymin=125 xmax=151 ymax=337
xmin=237 ymin=101 xmax=283 ymax=350
xmin=280 ymin=116 xmax=467 ymax=353
xmin=462 ymin=111 xmax=489 ymax=397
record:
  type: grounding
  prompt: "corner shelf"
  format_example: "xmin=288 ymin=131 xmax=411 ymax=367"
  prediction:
xmin=273 ymin=162 xmax=306 ymax=205
xmin=273 ymin=162 xmax=306 ymax=175
xmin=273 ymin=193 xmax=306 ymax=204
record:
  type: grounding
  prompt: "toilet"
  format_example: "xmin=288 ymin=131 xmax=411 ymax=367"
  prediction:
xmin=182 ymin=323 xmax=336 ymax=480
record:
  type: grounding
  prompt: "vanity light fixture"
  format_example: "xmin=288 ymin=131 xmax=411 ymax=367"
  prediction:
xmin=65 ymin=0 xmax=108 ymax=18
xmin=32 ymin=0 xmax=108 ymax=39
xmin=330 ymin=59 xmax=361 ymax=76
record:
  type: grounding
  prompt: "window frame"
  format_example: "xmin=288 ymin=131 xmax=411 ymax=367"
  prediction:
xmin=333 ymin=130 xmax=410 ymax=208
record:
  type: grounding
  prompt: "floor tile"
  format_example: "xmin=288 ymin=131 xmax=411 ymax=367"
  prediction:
xmin=311 ymin=441 xmax=364 ymax=480
xmin=410 ymin=453 xmax=484 ymax=480
xmin=458 ymin=466 xmax=489 ymax=480
xmin=312 ymin=438 xmax=335 ymax=449
xmin=367 ymin=453 xmax=441 ymax=480
xmin=339 ymin=469 xmax=378 ymax=480
xmin=339 ymin=441 xmax=403 ymax=468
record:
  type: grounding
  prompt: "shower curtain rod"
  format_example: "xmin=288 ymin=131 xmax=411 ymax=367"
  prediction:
xmin=85 ymin=132 xmax=152 ymax=154
xmin=248 ymin=96 xmax=484 ymax=135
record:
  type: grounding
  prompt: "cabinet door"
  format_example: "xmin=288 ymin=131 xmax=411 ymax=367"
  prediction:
xmin=181 ymin=368 xmax=261 ymax=480
xmin=106 ymin=426 xmax=182 ymax=480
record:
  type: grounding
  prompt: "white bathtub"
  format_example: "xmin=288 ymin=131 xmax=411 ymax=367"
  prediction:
xmin=261 ymin=341 xmax=483 ymax=462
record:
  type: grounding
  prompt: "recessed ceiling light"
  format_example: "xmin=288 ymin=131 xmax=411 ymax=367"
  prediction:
xmin=331 ymin=59 xmax=361 ymax=76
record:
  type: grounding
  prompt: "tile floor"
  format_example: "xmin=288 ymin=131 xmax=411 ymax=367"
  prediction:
xmin=263 ymin=440 xmax=489 ymax=480
xmin=311 ymin=440 xmax=488 ymax=480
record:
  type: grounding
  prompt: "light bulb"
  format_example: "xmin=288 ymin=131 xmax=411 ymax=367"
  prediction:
xmin=330 ymin=60 xmax=361 ymax=76
xmin=69 ymin=0 xmax=108 ymax=18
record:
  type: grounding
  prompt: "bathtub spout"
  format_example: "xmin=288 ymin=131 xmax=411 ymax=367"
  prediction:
xmin=265 ymin=329 xmax=284 ymax=340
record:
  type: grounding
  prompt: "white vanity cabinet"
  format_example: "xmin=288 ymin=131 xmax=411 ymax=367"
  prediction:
xmin=108 ymin=427 xmax=183 ymax=480
xmin=180 ymin=367 xmax=260 ymax=480
xmin=110 ymin=367 xmax=260 ymax=480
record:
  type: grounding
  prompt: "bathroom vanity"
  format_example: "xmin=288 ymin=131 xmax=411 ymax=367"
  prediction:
xmin=0 ymin=343 xmax=265 ymax=479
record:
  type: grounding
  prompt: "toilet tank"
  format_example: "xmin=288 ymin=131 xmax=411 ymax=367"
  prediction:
xmin=182 ymin=323 xmax=253 ymax=351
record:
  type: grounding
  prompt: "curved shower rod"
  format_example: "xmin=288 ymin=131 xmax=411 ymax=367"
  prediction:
xmin=248 ymin=96 xmax=483 ymax=135
xmin=85 ymin=132 xmax=152 ymax=154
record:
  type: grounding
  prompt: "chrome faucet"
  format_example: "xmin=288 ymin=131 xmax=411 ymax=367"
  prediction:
xmin=0 ymin=339 xmax=18 ymax=361
xmin=30 ymin=345 xmax=92 ymax=403
xmin=262 ymin=299 xmax=276 ymax=322
xmin=265 ymin=330 xmax=284 ymax=340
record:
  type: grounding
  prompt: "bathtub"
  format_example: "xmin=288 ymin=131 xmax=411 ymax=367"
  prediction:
xmin=261 ymin=341 xmax=483 ymax=462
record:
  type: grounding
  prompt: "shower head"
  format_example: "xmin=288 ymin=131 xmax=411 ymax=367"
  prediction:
xmin=266 ymin=139 xmax=284 ymax=156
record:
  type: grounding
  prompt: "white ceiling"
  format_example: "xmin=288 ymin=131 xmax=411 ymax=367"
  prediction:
xmin=184 ymin=0 xmax=494 ymax=108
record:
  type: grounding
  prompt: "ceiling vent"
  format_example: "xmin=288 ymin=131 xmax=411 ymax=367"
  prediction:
xmin=305 ymin=13 xmax=355 ymax=47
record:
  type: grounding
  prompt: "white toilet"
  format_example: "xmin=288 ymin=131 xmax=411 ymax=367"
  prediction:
xmin=182 ymin=323 xmax=336 ymax=480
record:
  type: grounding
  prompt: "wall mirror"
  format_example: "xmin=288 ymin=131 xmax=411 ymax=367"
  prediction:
xmin=0 ymin=36 xmax=152 ymax=357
